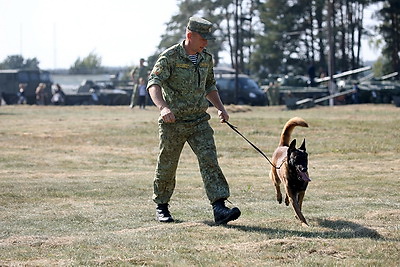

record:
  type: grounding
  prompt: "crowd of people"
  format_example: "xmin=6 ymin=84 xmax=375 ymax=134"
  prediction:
xmin=14 ymin=82 xmax=66 ymax=106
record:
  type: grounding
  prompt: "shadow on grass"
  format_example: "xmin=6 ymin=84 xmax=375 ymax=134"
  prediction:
xmin=0 ymin=112 xmax=17 ymax=115
xmin=216 ymin=218 xmax=383 ymax=240
xmin=316 ymin=218 xmax=382 ymax=239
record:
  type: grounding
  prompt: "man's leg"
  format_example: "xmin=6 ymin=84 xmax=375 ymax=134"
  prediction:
xmin=153 ymin=123 xmax=186 ymax=222
xmin=188 ymin=121 xmax=240 ymax=224
xmin=187 ymin=121 xmax=230 ymax=203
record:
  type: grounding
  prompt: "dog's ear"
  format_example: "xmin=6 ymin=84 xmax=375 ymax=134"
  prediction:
xmin=289 ymin=139 xmax=297 ymax=151
xmin=300 ymin=138 xmax=306 ymax=152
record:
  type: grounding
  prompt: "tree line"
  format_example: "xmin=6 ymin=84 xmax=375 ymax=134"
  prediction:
xmin=151 ymin=0 xmax=399 ymax=80
xmin=0 ymin=52 xmax=104 ymax=75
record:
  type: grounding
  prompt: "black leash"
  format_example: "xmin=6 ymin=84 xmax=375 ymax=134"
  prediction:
xmin=224 ymin=120 xmax=284 ymax=169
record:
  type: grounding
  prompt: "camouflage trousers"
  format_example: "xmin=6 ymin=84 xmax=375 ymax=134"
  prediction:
xmin=153 ymin=113 xmax=230 ymax=204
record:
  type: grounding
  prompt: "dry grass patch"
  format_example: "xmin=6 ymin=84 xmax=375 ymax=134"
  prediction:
xmin=0 ymin=104 xmax=399 ymax=266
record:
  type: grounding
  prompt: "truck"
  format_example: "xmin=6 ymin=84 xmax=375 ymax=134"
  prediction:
xmin=0 ymin=69 xmax=53 ymax=105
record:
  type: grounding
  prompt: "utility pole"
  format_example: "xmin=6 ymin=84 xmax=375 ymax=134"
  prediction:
xmin=19 ymin=24 xmax=23 ymax=56
xmin=53 ymin=23 xmax=57 ymax=69
xmin=327 ymin=0 xmax=335 ymax=106
xmin=234 ymin=0 xmax=240 ymax=104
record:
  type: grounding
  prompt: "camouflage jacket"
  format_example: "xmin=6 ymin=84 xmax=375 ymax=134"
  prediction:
xmin=131 ymin=65 xmax=149 ymax=83
xmin=147 ymin=41 xmax=217 ymax=121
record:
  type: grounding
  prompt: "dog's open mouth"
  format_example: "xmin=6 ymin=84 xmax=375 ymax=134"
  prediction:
xmin=297 ymin=167 xmax=311 ymax=182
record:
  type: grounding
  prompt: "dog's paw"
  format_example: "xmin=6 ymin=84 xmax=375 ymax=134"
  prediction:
xmin=277 ymin=193 xmax=282 ymax=203
xmin=295 ymin=215 xmax=309 ymax=226
xmin=301 ymin=222 xmax=309 ymax=227
xmin=285 ymin=196 xmax=290 ymax=206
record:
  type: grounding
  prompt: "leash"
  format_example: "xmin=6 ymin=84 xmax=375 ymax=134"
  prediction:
xmin=224 ymin=120 xmax=285 ymax=169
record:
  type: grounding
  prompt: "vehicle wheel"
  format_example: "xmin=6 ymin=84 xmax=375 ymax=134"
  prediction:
xmin=237 ymin=99 xmax=245 ymax=105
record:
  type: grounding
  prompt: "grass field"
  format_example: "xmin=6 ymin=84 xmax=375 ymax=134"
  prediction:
xmin=0 ymin=104 xmax=399 ymax=266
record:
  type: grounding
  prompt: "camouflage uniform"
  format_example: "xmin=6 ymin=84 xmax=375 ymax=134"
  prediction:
xmin=147 ymin=41 xmax=230 ymax=204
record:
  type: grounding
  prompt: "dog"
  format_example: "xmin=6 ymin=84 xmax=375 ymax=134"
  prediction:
xmin=269 ymin=117 xmax=310 ymax=226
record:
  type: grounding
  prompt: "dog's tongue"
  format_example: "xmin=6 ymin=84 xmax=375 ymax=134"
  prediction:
xmin=300 ymin=171 xmax=311 ymax=182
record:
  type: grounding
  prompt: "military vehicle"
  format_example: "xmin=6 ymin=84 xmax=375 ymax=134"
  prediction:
xmin=63 ymin=79 xmax=130 ymax=105
xmin=261 ymin=66 xmax=383 ymax=109
xmin=0 ymin=69 xmax=130 ymax=106
xmin=0 ymin=69 xmax=53 ymax=104
xmin=357 ymin=72 xmax=400 ymax=105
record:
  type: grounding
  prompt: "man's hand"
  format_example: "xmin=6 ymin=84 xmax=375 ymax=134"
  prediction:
xmin=148 ymin=85 xmax=175 ymax=123
xmin=160 ymin=106 xmax=176 ymax=123
xmin=206 ymin=90 xmax=230 ymax=123
xmin=218 ymin=109 xmax=229 ymax=123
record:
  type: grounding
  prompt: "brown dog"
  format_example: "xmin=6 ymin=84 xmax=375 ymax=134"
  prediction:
xmin=269 ymin=117 xmax=310 ymax=226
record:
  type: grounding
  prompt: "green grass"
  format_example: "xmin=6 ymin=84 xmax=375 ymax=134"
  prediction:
xmin=0 ymin=104 xmax=399 ymax=266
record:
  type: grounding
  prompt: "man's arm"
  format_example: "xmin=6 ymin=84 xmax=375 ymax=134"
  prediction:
xmin=148 ymin=85 xmax=176 ymax=123
xmin=206 ymin=90 xmax=229 ymax=123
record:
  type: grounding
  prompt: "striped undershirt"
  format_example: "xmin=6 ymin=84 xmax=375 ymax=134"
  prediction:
xmin=188 ymin=54 xmax=198 ymax=65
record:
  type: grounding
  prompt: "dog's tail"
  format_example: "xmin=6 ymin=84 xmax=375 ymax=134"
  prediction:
xmin=279 ymin=117 xmax=308 ymax=146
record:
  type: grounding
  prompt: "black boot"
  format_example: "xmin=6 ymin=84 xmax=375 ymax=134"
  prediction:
xmin=156 ymin=204 xmax=174 ymax=223
xmin=212 ymin=199 xmax=241 ymax=225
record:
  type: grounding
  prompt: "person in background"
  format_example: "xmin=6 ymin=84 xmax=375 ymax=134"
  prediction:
xmin=130 ymin=58 xmax=149 ymax=108
xmin=265 ymin=81 xmax=280 ymax=106
xmin=146 ymin=16 xmax=241 ymax=225
xmin=51 ymin=83 xmax=66 ymax=105
xmin=352 ymin=82 xmax=360 ymax=104
xmin=35 ymin=83 xmax=46 ymax=105
xmin=137 ymin=77 xmax=147 ymax=109
xmin=17 ymin=83 xmax=27 ymax=104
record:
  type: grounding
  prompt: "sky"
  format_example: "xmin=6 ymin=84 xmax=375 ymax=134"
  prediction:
xmin=0 ymin=0 xmax=179 ymax=69
xmin=0 ymin=0 xmax=381 ymax=70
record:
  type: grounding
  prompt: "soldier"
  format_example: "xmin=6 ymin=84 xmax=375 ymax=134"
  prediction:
xmin=147 ymin=16 xmax=241 ymax=225
xmin=130 ymin=58 xmax=149 ymax=108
